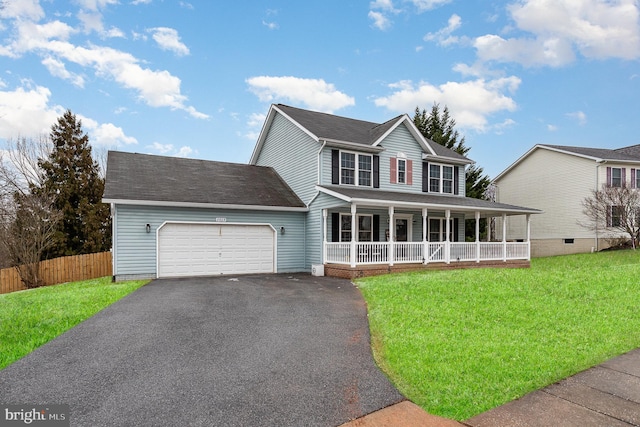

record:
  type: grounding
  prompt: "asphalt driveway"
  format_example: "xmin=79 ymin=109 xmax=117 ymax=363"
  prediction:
xmin=0 ymin=274 xmax=403 ymax=426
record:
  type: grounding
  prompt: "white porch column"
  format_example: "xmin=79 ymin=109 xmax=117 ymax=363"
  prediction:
xmin=502 ymin=213 xmax=507 ymax=262
xmin=475 ymin=211 xmax=481 ymax=263
xmin=350 ymin=204 xmax=357 ymax=268
xmin=422 ymin=207 xmax=428 ymax=265
xmin=388 ymin=206 xmax=395 ymax=266
xmin=445 ymin=209 xmax=451 ymax=264
xmin=322 ymin=209 xmax=328 ymax=264
xmin=526 ymin=214 xmax=531 ymax=261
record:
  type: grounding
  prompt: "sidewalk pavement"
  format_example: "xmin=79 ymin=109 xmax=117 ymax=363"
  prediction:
xmin=340 ymin=348 xmax=640 ymax=427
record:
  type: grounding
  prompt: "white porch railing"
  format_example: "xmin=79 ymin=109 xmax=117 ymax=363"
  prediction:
xmin=324 ymin=241 xmax=530 ymax=265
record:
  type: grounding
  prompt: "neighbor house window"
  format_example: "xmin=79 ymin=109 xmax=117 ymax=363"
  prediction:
xmin=397 ymin=159 xmax=406 ymax=184
xmin=429 ymin=164 xmax=454 ymax=194
xmin=635 ymin=169 xmax=640 ymax=189
xmin=611 ymin=168 xmax=622 ymax=187
xmin=340 ymin=214 xmax=373 ymax=242
xmin=609 ymin=205 xmax=622 ymax=227
xmin=340 ymin=151 xmax=372 ymax=187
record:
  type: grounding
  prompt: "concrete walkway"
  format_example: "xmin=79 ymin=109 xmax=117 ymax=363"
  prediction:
xmin=342 ymin=348 xmax=640 ymax=427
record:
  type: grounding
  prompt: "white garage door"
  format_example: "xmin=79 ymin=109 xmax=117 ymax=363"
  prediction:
xmin=157 ymin=223 xmax=275 ymax=278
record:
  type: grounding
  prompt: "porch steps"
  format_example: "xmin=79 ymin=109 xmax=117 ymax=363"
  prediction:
xmin=324 ymin=260 xmax=530 ymax=279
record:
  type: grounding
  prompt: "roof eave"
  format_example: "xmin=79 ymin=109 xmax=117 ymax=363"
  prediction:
xmin=103 ymin=198 xmax=309 ymax=212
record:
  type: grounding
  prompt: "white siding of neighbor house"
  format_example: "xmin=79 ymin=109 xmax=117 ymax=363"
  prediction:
xmin=113 ymin=204 xmax=306 ymax=279
xmin=319 ymin=123 xmax=466 ymax=197
xmin=495 ymin=147 xmax=597 ymax=242
xmin=254 ymin=112 xmax=319 ymax=205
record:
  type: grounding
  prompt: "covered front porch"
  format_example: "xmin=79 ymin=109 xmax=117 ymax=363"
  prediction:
xmin=317 ymin=186 xmax=541 ymax=277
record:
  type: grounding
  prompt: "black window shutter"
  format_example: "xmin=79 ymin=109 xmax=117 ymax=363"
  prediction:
xmin=373 ymin=215 xmax=380 ymax=241
xmin=373 ymin=155 xmax=380 ymax=188
xmin=454 ymin=166 xmax=460 ymax=195
xmin=454 ymin=218 xmax=459 ymax=242
xmin=422 ymin=162 xmax=429 ymax=192
xmin=331 ymin=150 xmax=340 ymax=185
xmin=331 ymin=212 xmax=339 ymax=242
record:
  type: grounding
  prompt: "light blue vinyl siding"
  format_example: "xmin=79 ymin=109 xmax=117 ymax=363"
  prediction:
xmin=254 ymin=112 xmax=319 ymax=204
xmin=319 ymin=123 xmax=466 ymax=198
xmin=113 ymin=204 xmax=306 ymax=278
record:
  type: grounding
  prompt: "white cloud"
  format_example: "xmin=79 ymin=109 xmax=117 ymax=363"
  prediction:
xmin=424 ymin=14 xmax=463 ymax=46
xmin=368 ymin=11 xmax=392 ymax=31
xmin=0 ymin=0 xmax=45 ymax=21
xmin=80 ymin=116 xmax=138 ymax=146
xmin=374 ymin=77 xmax=520 ymax=131
xmin=132 ymin=0 xmax=153 ymax=4
xmin=148 ymin=27 xmax=190 ymax=56
xmin=263 ymin=21 xmax=279 ymax=30
xmin=566 ymin=110 xmax=587 ymax=125
xmin=147 ymin=142 xmax=194 ymax=157
xmin=246 ymin=76 xmax=355 ymax=113
xmin=547 ymin=124 xmax=558 ymax=131
xmin=0 ymin=84 xmax=63 ymax=138
xmin=474 ymin=0 xmax=640 ymax=67
xmin=409 ymin=0 xmax=452 ymax=12
xmin=0 ymin=7 xmax=205 ymax=119
xmin=41 ymin=57 xmax=85 ymax=87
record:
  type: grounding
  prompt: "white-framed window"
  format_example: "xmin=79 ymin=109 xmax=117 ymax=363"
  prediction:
xmin=428 ymin=218 xmax=454 ymax=242
xmin=429 ymin=164 xmax=454 ymax=194
xmin=397 ymin=159 xmax=406 ymax=184
xmin=340 ymin=214 xmax=373 ymax=242
xmin=611 ymin=168 xmax=622 ymax=187
xmin=340 ymin=151 xmax=372 ymax=187
xmin=635 ymin=169 xmax=640 ymax=189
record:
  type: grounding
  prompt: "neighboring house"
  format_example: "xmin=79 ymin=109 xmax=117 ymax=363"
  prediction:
xmin=103 ymin=104 xmax=539 ymax=281
xmin=494 ymin=144 xmax=640 ymax=257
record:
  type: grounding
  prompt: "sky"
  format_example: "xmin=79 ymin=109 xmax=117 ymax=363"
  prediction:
xmin=0 ymin=0 xmax=639 ymax=179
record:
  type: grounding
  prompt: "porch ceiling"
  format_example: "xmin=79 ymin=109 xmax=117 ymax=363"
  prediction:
xmin=317 ymin=185 xmax=542 ymax=218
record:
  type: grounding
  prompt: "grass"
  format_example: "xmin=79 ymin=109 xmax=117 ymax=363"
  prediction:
xmin=356 ymin=250 xmax=640 ymax=420
xmin=0 ymin=277 xmax=148 ymax=370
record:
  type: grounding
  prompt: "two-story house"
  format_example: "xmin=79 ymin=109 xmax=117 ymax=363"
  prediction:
xmin=103 ymin=104 xmax=539 ymax=281
xmin=494 ymin=144 xmax=640 ymax=257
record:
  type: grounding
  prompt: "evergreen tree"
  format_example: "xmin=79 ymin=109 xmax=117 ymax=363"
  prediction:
xmin=413 ymin=103 xmax=492 ymax=240
xmin=34 ymin=110 xmax=111 ymax=257
xmin=413 ymin=103 xmax=490 ymax=200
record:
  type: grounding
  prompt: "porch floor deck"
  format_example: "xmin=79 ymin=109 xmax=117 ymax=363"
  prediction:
xmin=324 ymin=259 xmax=531 ymax=279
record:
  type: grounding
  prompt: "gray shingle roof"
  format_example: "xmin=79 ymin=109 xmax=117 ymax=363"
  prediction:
xmin=275 ymin=104 xmax=470 ymax=162
xmin=103 ymin=151 xmax=306 ymax=208
xmin=319 ymin=185 xmax=540 ymax=215
xmin=542 ymin=144 xmax=640 ymax=162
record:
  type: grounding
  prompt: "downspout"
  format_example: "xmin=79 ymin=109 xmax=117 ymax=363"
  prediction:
xmin=317 ymin=140 xmax=327 ymax=186
xmin=595 ymin=160 xmax=604 ymax=252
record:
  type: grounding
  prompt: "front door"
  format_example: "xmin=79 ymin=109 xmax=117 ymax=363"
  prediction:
xmin=395 ymin=219 xmax=408 ymax=242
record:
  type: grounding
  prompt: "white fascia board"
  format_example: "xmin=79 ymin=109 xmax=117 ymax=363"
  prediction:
xmin=314 ymin=187 xmax=540 ymax=215
xmin=315 ymin=186 xmax=353 ymax=202
xmin=322 ymin=138 xmax=385 ymax=153
xmin=249 ymin=104 xmax=320 ymax=164
xmin=422 ymin=153 xmax=474 ymax=165
xmin=249 ymin=105 xmax=277 ymax=165
xmin=103 ymin=198 xmax=309 ymax=212
xmin=372 ymin=115 xmax=438 ymax=157
xmin=348 ymin=196 xmax=540 ymax=215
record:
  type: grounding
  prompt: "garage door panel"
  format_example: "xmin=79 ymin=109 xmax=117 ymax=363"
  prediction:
xmin=158 ymin=223 xmax=275 ymax=278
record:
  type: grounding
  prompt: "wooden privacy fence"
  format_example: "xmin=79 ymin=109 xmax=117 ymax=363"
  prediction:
xmin=0 ymin=252 xmax=112 ymax=295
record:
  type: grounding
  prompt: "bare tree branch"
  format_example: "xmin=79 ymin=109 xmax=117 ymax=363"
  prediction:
xmin=581 ymin=184 xmax=640 ymax=249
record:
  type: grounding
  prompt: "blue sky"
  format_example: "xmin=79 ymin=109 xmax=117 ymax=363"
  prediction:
xmin=1 ymin=0 xmax=639 ymax=178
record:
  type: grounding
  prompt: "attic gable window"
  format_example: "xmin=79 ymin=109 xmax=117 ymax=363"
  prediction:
xmin=340 ymin=151 xmax=372 ymax=187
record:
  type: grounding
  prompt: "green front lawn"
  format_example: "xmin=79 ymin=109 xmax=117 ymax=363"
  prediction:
xmin=0 ymin=277 xmax=148 ymax=370
xmin=356 ymin=250 xmax=640 ymax=420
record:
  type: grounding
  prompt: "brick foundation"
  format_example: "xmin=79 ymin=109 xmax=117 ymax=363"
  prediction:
xmin=324 ymin=260 xmax=530 ymax=279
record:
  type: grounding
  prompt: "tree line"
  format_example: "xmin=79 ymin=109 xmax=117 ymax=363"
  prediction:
xmin=0 ymin=110 xmax=110 ymax=287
